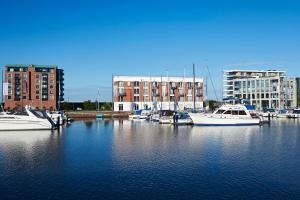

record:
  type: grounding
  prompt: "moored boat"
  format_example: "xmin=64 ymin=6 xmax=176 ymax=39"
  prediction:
xmin=289 ymin=109 xmax=300 ymax=118
xmin=0 ymin=106 xmax=55 ymax=131
xmin=189 ymin=105 xmax=261 ymax=126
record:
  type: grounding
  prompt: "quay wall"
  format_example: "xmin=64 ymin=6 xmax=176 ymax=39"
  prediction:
xmin=66 ymin=111 xmax=130 ymax=119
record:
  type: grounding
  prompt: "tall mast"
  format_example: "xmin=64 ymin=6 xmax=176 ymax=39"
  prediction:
xmin=193 ymin=64 xmax=196 ymax=110
xmin=160 ymin=75 xmax=162 ymax=112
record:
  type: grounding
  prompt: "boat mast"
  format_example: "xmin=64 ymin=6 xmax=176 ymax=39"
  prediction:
xmin=193 ymin=64 xmax=196 ymax=110
xmin=160 ymin=75 xmax=162 ymax=112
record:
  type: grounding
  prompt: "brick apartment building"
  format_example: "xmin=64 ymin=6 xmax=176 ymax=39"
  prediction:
xmin=4 ymin=64 xmax=64 ymax=110
xmin=113 ymin=75 xmax=204 ymax=111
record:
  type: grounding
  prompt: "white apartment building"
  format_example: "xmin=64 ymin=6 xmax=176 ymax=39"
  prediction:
xmin=223 ymin=70 xmax=297 ymax=110
xmin=113 ymin=75 xmax=204 ymax=111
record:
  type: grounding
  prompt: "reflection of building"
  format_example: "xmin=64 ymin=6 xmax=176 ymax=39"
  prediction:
xmin=223 ymin=70 xmax=297 ymax=109
xmin=113 ymin=75 xmax=204 ymax=111
xmin=4 ymin=64 xmax=64 ymax=110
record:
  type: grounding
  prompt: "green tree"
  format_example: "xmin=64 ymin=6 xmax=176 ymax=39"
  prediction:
xmin=83 ymin=100 xmax=96 ymax=110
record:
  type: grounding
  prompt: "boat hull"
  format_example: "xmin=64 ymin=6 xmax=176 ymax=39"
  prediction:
xmin=0 ymin=119 xmax=53 ymax=131
xmin=189 ymin=113 xmax=260 ymax=126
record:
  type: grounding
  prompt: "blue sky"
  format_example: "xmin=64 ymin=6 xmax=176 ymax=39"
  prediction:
xmin=1 ymin=0 xmax=300 ymax=101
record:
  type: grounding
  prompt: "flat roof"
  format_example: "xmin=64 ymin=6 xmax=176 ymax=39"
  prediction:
xmin=113 ymin=75 xmax=203 ymax=82
xmin=224 ymin=69 xmax=286 ymax=73
xmin=5 ymin=64 xmax=58 ymax=68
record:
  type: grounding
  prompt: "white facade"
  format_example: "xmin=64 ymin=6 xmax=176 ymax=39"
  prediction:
xmin=223 ymin=70 xmax=297 ymax=109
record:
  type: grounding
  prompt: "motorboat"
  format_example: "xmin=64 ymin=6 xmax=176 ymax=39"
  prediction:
xmin=289 ymin=109 xmax=300 ymax=118
xmin=260 ymin=108 xmax=276 ymax=117
xmin=189 ymin=104 xmax=261 ymax=126
xmin=159 ymin=110 xmax=174 ymax=124
xmin=275 ymin=109 xmax=291 ymax=118
xmin=0 ymin=106 xmax=56 ymax=131
xmin=171 ymin=112 xmax=193 ymax=125
xmin=128 ymin=109 xmax=151 ymax=121
xmin=47 ymin=110 xmax=67 ymax=125
xmin=129 ymin=109 xmax=142 ymax=120
xmin=139 ymin=110 xmax=151 ymax=120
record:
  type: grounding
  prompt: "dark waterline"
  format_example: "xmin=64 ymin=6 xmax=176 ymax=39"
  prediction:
xmin=0 ymin=119 xmax=300 ymax=200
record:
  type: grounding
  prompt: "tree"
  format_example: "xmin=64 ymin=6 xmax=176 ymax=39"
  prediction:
xmin=83 ymin=100 xmax=96 ymax=110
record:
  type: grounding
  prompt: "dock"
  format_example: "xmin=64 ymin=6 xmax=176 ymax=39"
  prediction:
xmin=66 ymin=111 xmax=129 ymax=119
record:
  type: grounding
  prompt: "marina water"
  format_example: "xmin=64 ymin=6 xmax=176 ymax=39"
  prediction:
xmin=0 ymin=119 xmax=300 ymax=199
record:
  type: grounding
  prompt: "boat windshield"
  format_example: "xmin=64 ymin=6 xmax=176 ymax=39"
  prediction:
xmin=215 ymin=109 xmax=225 ymax=114
xmin=293 ymin=110 xmax=300 ymax=114
xmin=30 ymin=110 xmax=47 ymax=119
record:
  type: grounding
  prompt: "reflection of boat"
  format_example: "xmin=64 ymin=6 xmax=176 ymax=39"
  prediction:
xmin=289 ymin=109 xmax=300 ymax=118
xmin=189 ymin=105 xmax=261 ymax=126
xmin=159 ymin=110 xmax=174 ymax=124
xmin=0 ymin=106 xmax=55 ymax=131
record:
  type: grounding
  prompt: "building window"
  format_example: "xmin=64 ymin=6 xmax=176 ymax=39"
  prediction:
xmin=8 ymin=96 xmax=11 ymax=99
xmin=118 ymin=81 xmax=124 ymax=87
xmin=143 ymin=81 xmax=148 ymax=88
xmin=127 ymin=82 xmax=131 ymax=87
xmin=134 ymin=96 xmax=139 ymax=102
xmin=134 ymin=81 xmax=139 ymax=87
xmin=118 ymin=96 xmax=123 ymax=102
xmin=119 ymin=104 xmax=123 ymax=111
xmin=134 ymin=89 xmax=139 ymax=94
xmin=36 ymin=96 xmax=40 ymax=99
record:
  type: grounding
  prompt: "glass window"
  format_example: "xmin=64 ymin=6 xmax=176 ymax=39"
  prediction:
xmin=232 ymin=110 xmax=239 ymax=115
xmin=224 ymin=110 xmax=232 ymax=115
xmin=119 ymin=104 xmax=123 ymax=111
xmin=216 ymin=109 xmax=225 ymax=114
xmin=239 ymin=110 xmax=247 ymax=115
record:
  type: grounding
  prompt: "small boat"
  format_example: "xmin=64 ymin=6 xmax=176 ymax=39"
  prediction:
xmin=159 ymin=110 xmax=174 ymax=124
xmin=275 ymin=109 xmax=291 ymax=118
xmin=47 ymin=110 xmax=68 ymax=125
xmin=189 ymin=104 xmax=261 ymax=126
xmin=129 ymin=109 xmax=143 ymax=120
xmin=0 ymin=106 xmax=55 ymax=131
xmin=289 ymin=109 xmax=300 ymax=118
xmin=261 ymin=108 xmax=276 ymax=117
xmin=171 ymin=112 xmax=193 ymax=125
xmin=139 ymin=110 xmax=151 ymax=120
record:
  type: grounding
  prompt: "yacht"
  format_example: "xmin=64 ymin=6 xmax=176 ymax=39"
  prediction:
xmin=289 ymin=109 xmax=300 ymax=118
xmin=159 ymin=110 xmax=174 ymax=124
xmin=275 ymin=109 xmax=291 ymax=118
xmin=0 ymin=106 xmax=55 ymax=131
xmin=189 ymin=105 xmax=261 ymax=126
xmin=47 ymin=110 xmax=68 ymax=125
xmin=171 ymin=112 xmax=193 ymax=125
xmin=260 ymin=108 xmax=276 ymax=117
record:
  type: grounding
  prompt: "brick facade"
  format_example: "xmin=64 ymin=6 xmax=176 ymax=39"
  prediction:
xmin=4 ymin=64 xmax=64 ymax=111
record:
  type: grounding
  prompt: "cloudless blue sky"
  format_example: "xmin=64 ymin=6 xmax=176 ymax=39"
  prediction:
xmin=1 ymin=0 xmax=300 ymax=101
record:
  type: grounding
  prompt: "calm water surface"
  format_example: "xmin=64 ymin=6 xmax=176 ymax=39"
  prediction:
xmin=0 ymin=119 xmax=300 ymax=199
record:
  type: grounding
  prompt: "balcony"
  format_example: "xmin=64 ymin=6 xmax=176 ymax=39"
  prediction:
xmin=118 ymin=89 xmax=126 ymax=96
xmin=170 ymin=82 xmax=177 ymax=89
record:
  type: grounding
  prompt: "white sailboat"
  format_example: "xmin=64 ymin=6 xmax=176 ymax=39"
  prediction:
xmin=0 ymin=106 xmax=55 ymax=131
xmin=189 ymin=105 xmax=261 ymax=126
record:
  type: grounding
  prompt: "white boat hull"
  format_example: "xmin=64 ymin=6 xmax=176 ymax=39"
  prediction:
xmin=189 ymin=113 xmax=260 ymax=126
xmin=0 ymin=119 xmax=53 ymax=130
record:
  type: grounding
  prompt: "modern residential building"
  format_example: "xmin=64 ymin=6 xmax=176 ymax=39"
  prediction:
xmin=4 ymin=64 xmax=64 ymax=110
xmin=223 ymin=70 xmax=297 ymax=110
xmin=113 ymin=75 xmax=204 ymax=111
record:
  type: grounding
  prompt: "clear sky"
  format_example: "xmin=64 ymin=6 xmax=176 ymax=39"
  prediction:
xmin=1 ymin=0 xmax=300 ymax=101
